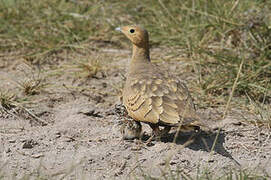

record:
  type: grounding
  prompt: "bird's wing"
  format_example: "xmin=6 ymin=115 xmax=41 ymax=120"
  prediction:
xmin=123 ymin=72 xmax=200 ymax=126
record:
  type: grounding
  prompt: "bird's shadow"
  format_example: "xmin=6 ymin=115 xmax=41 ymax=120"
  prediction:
xmin=141 ymin=129 xmax=239 ymax=165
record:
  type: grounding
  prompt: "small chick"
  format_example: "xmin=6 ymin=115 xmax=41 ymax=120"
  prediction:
xmin=120 ymin=120 xmax=142 ymax=140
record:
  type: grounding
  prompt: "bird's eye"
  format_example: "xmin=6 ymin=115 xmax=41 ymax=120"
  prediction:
xmin=130 ymin=29 xmax=135 ymax=33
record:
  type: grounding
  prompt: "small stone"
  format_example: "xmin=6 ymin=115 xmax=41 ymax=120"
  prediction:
xmin=78 ymin=109 xmax=102 ymax=118
xmin=22 ymin=139 xmax=37 ymax=149
xmin=31 ymin=153 xmax=44 ymax=158
xmin=62 ymin=136 xmax=75 ymax=142
xmin=22 ymin=142 xmax=33 ymax=149
xmin=8 ymin=139 xmax=16 ymax=143
xmin=102 ymin=82 xmax=107 ymax=88
xmin=159 ymin=161 xmax=166 ymax=166
xmin=5 ymin=147 xmax=11 ymax=153
xmin=131 ymin=146 xmax=141 ymax=151
xmin=55 ymin=132 xmax=61 ymax=138
xmin=123 ymin=154 xmax=131 ymax=160
xmin=170 ymin=161 xmax=177 ymax=165
xmin=208 ymin=159 xmax=214 ymax=163
xmin=232 ymin=122 xmax=242 ymax=126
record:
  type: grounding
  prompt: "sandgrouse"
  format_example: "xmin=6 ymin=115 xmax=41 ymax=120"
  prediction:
xmin=120 ymin=120 xmax=142 ymax=140
xmin=116 ymin=25 xmax=206 ymax=140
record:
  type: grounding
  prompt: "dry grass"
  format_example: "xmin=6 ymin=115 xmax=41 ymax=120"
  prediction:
xmin=0 ymin=90 xmax=15 ymax=110
xmin=67 ymin=57 xmax=103 ymax=79
xmin=15 ymin=66 xmax=47 ymax=96
xmin=1 ymin=0 xmax=270 ymax=104
xmin=139 ymin=169 xmax=269 ymax=180
xmin=0 ymin=0 xmax=271 ymax=179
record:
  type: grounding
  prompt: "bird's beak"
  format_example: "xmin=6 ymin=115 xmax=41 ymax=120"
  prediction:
xmin=115 ymin=27 xmax=122 ymax=32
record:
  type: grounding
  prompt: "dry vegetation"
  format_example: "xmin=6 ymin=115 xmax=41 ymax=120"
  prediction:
xmin=0 ymin=0 xmax=271 ymax=179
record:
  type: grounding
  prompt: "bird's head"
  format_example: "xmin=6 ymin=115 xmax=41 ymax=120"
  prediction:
xmin=116 ymin=25 xmax=149 ymax=48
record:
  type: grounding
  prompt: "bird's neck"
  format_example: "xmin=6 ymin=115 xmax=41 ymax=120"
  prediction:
xmin=127 ymin=44 xmax=151 ymax=76
xmin=131 ymin=44 xmax=150 ymax=64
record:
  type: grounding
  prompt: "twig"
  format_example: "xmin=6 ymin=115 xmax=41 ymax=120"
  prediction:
xmin=17 ymin=104 xmax=48 ymax=126
xmin=63 ymin=83 xmax=76 ymax=100
xmin=230 ymin=0 xmax=240 ymax=13
xmin=128 ymin=159 xmax=146 ymax=176
xmin=208 ymin=56 xmax=245 ymax=166
xmin=223 ymin=56 xmax=245 ymax=118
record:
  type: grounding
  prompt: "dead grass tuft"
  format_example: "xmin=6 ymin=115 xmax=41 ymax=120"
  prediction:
xmin=0 ymin=0 xmax=270 ymax=107
xmin=15 ymin=64 xmax=47 ymax=95
xmin=0 ymin=91 xmax=15 ymax=110
xmin=73 ymin=58 xmax=103 ymax=79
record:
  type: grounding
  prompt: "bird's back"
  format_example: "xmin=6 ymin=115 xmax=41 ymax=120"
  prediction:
xmin=123 ymin=62 xmax=201 ymax=127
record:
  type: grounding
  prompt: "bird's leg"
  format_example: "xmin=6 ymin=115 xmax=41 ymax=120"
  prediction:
xmin=146 ymin=125 xmax=171 ymax=145
xmin=145 ymin=124 xmax=160 ymax=144
xmin=150 ymin=124 xmax=161 ymax=136
xmin=161 ymin=126 xmax=171 ymax=136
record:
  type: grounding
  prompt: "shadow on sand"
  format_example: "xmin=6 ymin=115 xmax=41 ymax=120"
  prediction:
xmin=142 ymin=129 xmax=240 ymax=166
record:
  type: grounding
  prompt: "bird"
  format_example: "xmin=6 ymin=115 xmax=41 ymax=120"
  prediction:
xmin=116 ymin=25 xmax=208 ymax=141
xmin=120 ymin=119 xmax=142 ymax=140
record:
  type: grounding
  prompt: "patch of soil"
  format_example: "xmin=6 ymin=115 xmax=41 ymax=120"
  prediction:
xmin=0 ymin=48 xmax=270 ymax=179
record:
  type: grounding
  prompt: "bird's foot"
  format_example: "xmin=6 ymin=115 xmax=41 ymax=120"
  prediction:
xmin=145 ymin=126 xmax=171 ymax=146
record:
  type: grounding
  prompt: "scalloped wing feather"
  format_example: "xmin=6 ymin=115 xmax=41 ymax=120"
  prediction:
xmin=123 ymin=72 xmax=201 ymax=126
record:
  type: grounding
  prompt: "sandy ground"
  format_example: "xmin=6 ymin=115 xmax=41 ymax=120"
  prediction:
xmin=0 ymin=47 xmax=270 ymax=179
